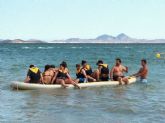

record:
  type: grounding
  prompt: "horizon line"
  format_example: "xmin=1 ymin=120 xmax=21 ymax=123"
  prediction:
xmin=1 ymin=33 xmax=165 ymax=41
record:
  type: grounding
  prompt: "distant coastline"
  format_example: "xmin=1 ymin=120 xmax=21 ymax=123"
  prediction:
xmin=1 ymin=33 xmax=165 ymax=43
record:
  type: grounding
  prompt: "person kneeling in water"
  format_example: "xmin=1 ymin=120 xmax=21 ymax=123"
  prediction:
xmin=42 ymin=64 xmax=56 ymax=84
xmin=55 ymin=62 xmax=81 ymax=89
xmin=24 ymin=65 xmax=43 ymax=83
xmin=110 ymin=58 xmax=128 ymax=85
xmin=92 ymin=60 xmax=109 ymax=81
xmin=131 ymin=59 xmax=148 ymax=83
xmin=75 ymin=64 xmax=87 ymax=83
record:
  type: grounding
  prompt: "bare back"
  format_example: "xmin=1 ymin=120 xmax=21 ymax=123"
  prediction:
xmin=43 ymin=69 xmax=55 ymax=84
xmin=138 ymin=66 xmax=148 ymax=79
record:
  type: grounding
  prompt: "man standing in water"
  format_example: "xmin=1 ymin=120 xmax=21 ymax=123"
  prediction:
xmin=110 ymin=58 xmax=128 ymax=85
xmin=132 ymin=59 xmax=148 ymax=83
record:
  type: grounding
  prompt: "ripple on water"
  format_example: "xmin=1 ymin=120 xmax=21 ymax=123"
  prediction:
xmin=37 ymin=46 xmax=54 ymax=49
xmin=0 ymin=44 xmax=165 ymax=122
xmin=22 ymin=46 xmax=30 ymax=49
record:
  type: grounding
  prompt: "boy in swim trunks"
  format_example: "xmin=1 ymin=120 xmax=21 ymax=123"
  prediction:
xmin=75 ymin=64 xmax=87 ymax=83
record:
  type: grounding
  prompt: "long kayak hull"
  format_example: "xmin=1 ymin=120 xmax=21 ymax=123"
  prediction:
xmin=11 ymin=77 xmax=136 ymax=90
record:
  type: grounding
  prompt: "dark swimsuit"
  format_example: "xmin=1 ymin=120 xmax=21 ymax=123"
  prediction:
xmin=27 ymin=69 xmax=41 ymax=83
xmin=76 ymin=69 xmax=86 ymax=83
xmin=57 ymin=71 xmax=68 ymax=80
xmin=100 ymin=76 xmax=109 ymax=81
xmin=113 ymin=75 xmax=124 ymax=81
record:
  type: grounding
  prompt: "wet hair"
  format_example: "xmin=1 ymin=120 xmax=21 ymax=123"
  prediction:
xmin=81 ymin=60 xmax=87 ymax=65
xmin=50 ymin=65 xmax=55 ymax=68
xmin=76 ymin=64 xmax=81 ymax=68
xmin=44 ymin=64 xmax=51 ymax=72
xmin=96 ymin=60 xmax=103 ymax=65
xmin=141 ymin=59 xmax=147 ymax=64
xmin=116 ymin=58 xmax=122 ymax=63
xmin=29 ymin=64 xmax=35 ymax=68
xmin=60 ymin=61 xmax=67 ymax=68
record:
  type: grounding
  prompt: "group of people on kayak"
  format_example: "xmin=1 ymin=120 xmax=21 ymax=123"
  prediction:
xmin=24 ymin=58 xmax=148 ymax=88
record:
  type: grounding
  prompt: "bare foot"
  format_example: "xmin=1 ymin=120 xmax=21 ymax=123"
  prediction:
xmin=119 ymin=81 xmax=122 ymax=85
xmin=74 ymin=84 xmax=81 ymax=89
xmin=62 ymin=84 xmax=69 ymax=88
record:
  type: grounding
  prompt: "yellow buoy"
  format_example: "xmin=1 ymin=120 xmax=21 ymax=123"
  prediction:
xmin=156 ymin=53 xmax=161 ymax=58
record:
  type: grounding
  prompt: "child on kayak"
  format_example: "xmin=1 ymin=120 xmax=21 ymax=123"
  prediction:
xmin=75 ymin=64 xmax=87 ymax=83
xmin=55 ymin=61 xmax=81 ymax=89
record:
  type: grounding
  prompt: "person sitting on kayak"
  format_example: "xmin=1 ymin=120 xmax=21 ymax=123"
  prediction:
xmin=92 ymin=60 xmax=109 ymax=81
xmin=24 ymin=65 xmax=43 ymax=83
xmin=42 ymin=64 xmax=56 ymax=84
xmin=131 ymin=59 xmax=148 ymax=83
xmin=110 ymin=58 xmax=128 ymax=85
xmin=81 ymin=60 xmax=96 ymax=82
xmin=75 ymin=64 xmax=87 ymax=83
xmin=55 ymin=61 xmax=80 ymax=89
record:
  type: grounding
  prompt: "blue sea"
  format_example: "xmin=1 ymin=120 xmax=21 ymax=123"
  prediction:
xmin=0 ymin=43 xmax=165 ymax=123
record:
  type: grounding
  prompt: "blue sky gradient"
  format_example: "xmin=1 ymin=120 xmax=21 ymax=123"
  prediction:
xmin=0 ymin=0 xmax=165 ymax=40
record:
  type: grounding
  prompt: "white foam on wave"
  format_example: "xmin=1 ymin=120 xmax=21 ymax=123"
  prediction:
xmin=71 ymin=47 xmax=82 ymax=49
xmin=38 ymin=47 xmax=54 ymax=49
xmin=124 ymin=46 xmax=132 ymax=49
xmin=22 ymin=47 xmax=30 ymax=49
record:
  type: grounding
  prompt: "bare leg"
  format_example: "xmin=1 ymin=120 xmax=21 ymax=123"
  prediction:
xmin=87 ymin=75 xmax=96 ymax=82
xmin=92 ymin=70 xmax=100 ymax=81
xmin=118 ymin=77 xmax=123 ymax=85
xmin=95 ymin=71 xmax=100 ymax=81
xmin=122 ymin=77 xmax=129 ymax=85
xmin=65 ymin=79 xmax=81 ymax=89
xmin=74 ymin=79 xmax=80 ymax=83
xmin=56 ymin=79 xmax=68 ymax=88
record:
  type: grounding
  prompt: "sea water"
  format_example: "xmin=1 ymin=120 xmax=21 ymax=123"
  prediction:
xmin=0 ymin=43 xmax=165 ymax=123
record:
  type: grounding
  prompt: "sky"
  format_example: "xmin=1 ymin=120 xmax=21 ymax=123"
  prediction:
xmin=0 ymin=0 xmax=165 ymax=40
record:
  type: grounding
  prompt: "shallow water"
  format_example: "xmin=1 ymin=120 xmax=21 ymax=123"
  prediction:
xmin=0 ymin=43 xmax=165 ymax=122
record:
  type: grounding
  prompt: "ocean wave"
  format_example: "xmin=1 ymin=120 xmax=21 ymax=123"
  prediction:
xmin=22 ymin=47 xmax=30 ymax=49
xmin=137 ymin=50 xmax=144 ymax=52
xmin=71 ymin=47 xmax=82 ymax=49
xmin=38 ymin=47 xmax=54 ymax=49
xmin=124 ymin=46 xmax=132 ymax=49
xmin=105 ymin=106 xmax=136 ymax=114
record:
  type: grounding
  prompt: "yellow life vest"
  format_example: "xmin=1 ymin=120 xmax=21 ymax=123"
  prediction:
xmin=100 ymin=64 xmax=108 ymax=68
xmin=29 ymin=67 xmax=39 ymax=74
xmin=85 ymin=64 xmax=91 ymax=70
xmin=100 ymin=64 xmax=109 ymax=75
xmin=83 ymin=64 xmax=92 ymax=75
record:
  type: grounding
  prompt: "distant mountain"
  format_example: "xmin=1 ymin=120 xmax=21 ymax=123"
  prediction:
xmin=0 ymin=39 xmax=46 ymax=43
xmin=96 ymin=34 xmax=115 ymax=40
xmin=116 ymin=33 xmax=131 ymax=41
xmin=67 ymin=38 xmax=81 ymax=41
xmin=47 ymin=34 xmax=165 ymax=43
xmin=26 ymin=39 xmax=46 ymax=43
xmin=1 ymin=33 xmax=165 ymax=43
xmin=0 ymin=39 xmax=13 ymax=43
